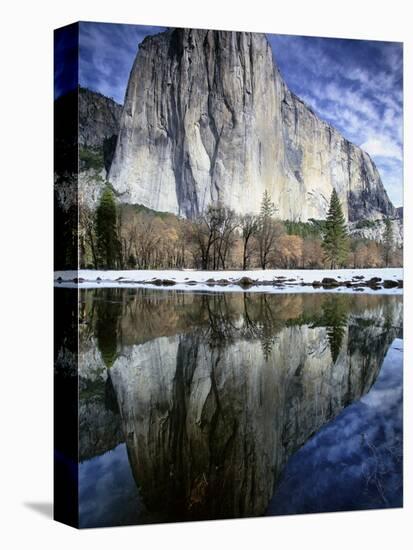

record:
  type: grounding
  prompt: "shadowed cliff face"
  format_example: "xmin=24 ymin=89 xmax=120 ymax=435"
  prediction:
xmin=78 ymin=289 xmax=402 ymax=521
xmin=79 ymin=87 xmax=122 ymax=151
xmin=108 ymin=28 xmax=394 ymax=222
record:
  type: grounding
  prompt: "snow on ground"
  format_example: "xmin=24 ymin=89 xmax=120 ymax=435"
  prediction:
xmin=54 ymin=268 xmax=403 ymax=294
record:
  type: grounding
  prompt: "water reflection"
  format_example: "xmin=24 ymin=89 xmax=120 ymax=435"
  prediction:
xmin=78 ymin=289 xmax=402 ymax=524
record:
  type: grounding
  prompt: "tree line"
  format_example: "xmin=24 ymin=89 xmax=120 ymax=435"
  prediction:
xmin=79 ymin=187 xmax=401 ymax=270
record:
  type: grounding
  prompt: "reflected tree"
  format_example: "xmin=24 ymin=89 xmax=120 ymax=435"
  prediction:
xmin=320 ymin=296 xmax=349 ymax=363
xmin=204 ymin=294 xmax=239 ymax=347
xmin=287 ymin=294 xmax=350 ymax=363
xmin=77 ymin=288 xmax=402 ymax=522
xmin=243 ymin=294 xmax=283 ymax=360
xmin=95 ymin=288 xmax=123 ymax=367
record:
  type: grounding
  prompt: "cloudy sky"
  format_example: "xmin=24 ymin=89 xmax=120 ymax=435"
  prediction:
xmin=268 ymin=34 xmax=403 ymax=207
xmin=70 ymin=22 xmax=403 ymax=206
xmin=268 ymin=339 xmax=403 ymax=514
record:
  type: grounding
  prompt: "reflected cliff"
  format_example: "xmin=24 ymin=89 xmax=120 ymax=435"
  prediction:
xmin=78 ymin=289 xmax=402 ymax=522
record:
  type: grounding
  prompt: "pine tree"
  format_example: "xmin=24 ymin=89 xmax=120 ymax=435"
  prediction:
xmin=260 ymin=189 xmax=277 ymax=218
xmin=257 ymin=190 xmax=279 ymax=269
xmin=96 ymin=288 xmax=121 ymax=368
xmin=382 ymin=217 xmax=394 ymax=267
xmin=322 ymin=296 xmax=349 ymax=363
xmin=322 ymin=189 xmax=349 ymax=269
xmin=95 ymin=187 xmax=120 ymax=269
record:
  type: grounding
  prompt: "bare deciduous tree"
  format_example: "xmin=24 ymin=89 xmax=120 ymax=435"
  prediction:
xmin=239 ymin=214 xmax=259 ymax=270
xmin=190 ymin=204 xmax=238 ymax=270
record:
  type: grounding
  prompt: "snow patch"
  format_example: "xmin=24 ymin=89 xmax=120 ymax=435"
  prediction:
xmin=54 ymin=268 xmax=403 ymax=294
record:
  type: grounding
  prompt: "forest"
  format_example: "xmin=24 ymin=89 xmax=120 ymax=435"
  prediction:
xmin=79 ymin=187 xmax=402 ymax=271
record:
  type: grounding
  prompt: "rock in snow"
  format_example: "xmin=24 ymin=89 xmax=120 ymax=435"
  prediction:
xmin=54 ymin=267 xmax=403 ymax=294
xmin=108 ymin=29 xmax=395 ymax=222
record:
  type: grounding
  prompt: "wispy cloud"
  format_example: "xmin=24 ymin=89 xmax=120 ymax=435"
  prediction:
xmin=361 ymin=137 xmax=402 ymax=161
xmin=268 ymin=341 xmax=403 ymax=515
xmin=76 ymin=24 xmax=403 ymax=207
xmin=268 ymin=34 xmax=403 ymax=206
xmin=79 ymin=22 xmax=166 ymax=104
xmin=54 ymin=24 xmax=78 ymax=99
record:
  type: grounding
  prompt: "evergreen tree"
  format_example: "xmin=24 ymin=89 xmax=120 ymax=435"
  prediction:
xmin=382 ymin=217 xmax=394 ymax=267
xmin=95 ymin=187 xmax=120 ymax=269
xmin=260 ymin=189 xmax=277 ymax=218
xmin=322 ymin=189 xmax=349 ymax=268
xmin=257 ymin=190 xmax=279 ymax=269
xmin=322 ymin=296 xmax=348 ymax=363
xmin=95 ymin=288 xmax=121 ymax=368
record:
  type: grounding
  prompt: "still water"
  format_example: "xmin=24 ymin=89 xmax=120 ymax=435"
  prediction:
xmin=75 ymin=289 xmax=402 ymax=527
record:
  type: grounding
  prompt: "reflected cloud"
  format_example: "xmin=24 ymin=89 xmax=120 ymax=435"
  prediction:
xmin=75 ymin=290 xmax=402 ymax=524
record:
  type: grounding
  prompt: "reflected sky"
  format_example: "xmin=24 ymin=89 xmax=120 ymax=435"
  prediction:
xmin=76 ymin=290 xmax=402 ymax=527
xmin=267 ymin=339 xmax=403 ymax=514
xmin=79 ymin=339 xmax=402 ymax=527
xmin=79 ymin=444 xmax=142 ymax=528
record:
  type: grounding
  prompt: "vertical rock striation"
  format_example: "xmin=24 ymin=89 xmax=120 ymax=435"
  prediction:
xmin=108 ymin=28 xmax=395 ymax=221
xmin=79 ymin=87 xmax=122 ymax=150
xmin=100 ymin=292 xmax=402 ymax=520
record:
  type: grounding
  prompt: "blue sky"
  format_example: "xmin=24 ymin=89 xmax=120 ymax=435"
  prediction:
xmin=268 ymin=34 xmax=403 ymax=207
xmin=268 ymin=339 xmax=403 ymax=514
xmin=72 ymin=23 xmax=403 ymax=206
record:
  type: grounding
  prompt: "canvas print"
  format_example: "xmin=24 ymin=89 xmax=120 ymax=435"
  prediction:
xmin=54 ymin=22 xmax=403 ymax=528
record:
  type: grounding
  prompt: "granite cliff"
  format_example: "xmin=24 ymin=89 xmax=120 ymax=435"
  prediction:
xmin=107 ymin=28 xmax=395 ymax=222
xmin=79 ymin=87 xmax=122 ymax=151
xmin=349 ymin=217 xmax=403 ymax=247
xmin=106 ymin=293 xmax=401 ymax=519
xmin=78 ymin=87 xmax=122 ymax=208
xmin=78 ymin=290 xmax=402 ymax=519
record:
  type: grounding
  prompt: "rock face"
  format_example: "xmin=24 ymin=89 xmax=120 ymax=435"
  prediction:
xmin=78 ymin=289 xmax=401 ymax=520
xmin=78 ymin=88 xmax=123 ymax=209
xmin=78 ymin=336 xmax=123 ymax=461
xmin=108 ymin=28 xmax=395 ymax=221
xmin=79 ymin=87 xmax=122 ymax=150
xmin=107 ymin=295 xmax=401 ymax=520
xmin=349 ymin=217 xmax=403 ymax=247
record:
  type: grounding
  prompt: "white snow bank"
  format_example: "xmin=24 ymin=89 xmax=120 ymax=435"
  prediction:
xmin=54 ymin=268 xmax=403 ymax=294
